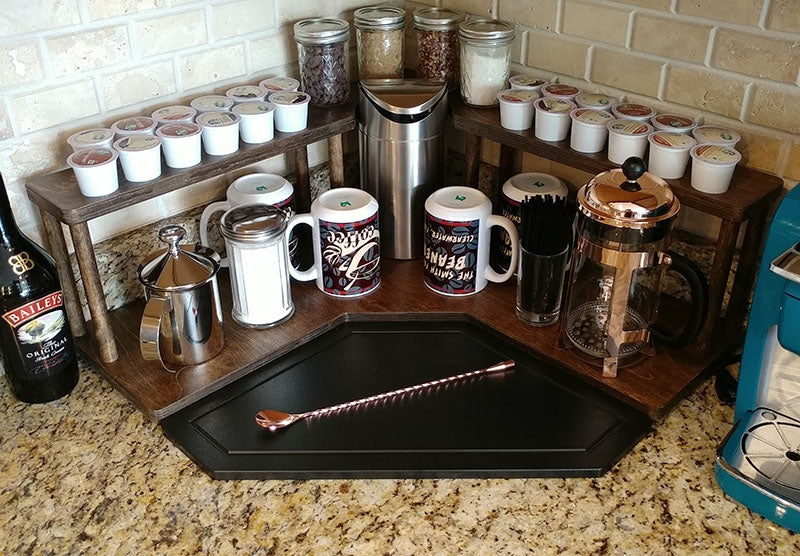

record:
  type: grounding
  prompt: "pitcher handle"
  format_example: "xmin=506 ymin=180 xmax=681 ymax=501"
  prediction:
xmin=199 ymin=200 xmax=231 ymax=267
xmin=484 ymin=215 xmax=519 ymax=284
xmin=651 ymin=250 xmax=709 ymax=348
xmin=140 ymin=294 xmax=179 ymax=373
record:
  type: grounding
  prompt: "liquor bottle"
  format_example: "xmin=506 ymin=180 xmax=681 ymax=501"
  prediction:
xmin=0 ymin=175 xmax=78 ymax=403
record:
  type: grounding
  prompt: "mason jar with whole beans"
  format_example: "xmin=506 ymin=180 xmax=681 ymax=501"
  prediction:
xmin=294 ymin=18 xmax=351 ymax=107
xmin=413 ymin=7 xmax=464 ymax=88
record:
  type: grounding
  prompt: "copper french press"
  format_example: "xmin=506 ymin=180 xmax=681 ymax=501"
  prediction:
xmin=560 ymin=158 xmax=708 ymax=377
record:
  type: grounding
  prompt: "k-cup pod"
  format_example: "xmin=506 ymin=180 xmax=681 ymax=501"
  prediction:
xmin=534 ymin=97 xmax=576 ymax=142
xmin=231 ymin=101 xmax=275 ymax=144
xmin=650 ymin=113 xmax=696 ymax=134
xmin=508 ymin=74 xmax=548 ymax=93
xmin=497 ymin=89 xmax=538 ymax=131
xmin=226 ymin=85 xmax=267 ymax=104
xmin=647 ymin=131 xmax=697 ymax=179
xmin=190 ymin=95 xmax=235 ymax=114
xmin=67 ymin=128 xmax=114 ymax=152
xmin=259 ymin=77 xmax=301 ymax=93
xmin=611 ymin=102 xmax=656 ymax=122
xmin=569 ymin=108 xmax=612 ymax=153
xmin=67 ymin=148 xmax=119 ymax=197
xmin=156 ymin=122 xmax=202 ymax=169
xmin=606 ymin=119 xmax=653 ymax=165
xmin=690 ymin=144 xmax=742 ymax=194
xmin=575 ymin=93 xmax=617 ymax=111
xmin=271 ymin=91 xmax=311 ymax=133
xmin=113 ymin=135 xmax=162 ymax=182
xmin=692 ymin=125 xmax=741 ymax=148
xmin=150 ymin=105 xmax=197 ymax=125
xmin=541 ymin=83 xmax=581 ymax=101
xmin=111 ymin=116 xmax=157 ymax=138
xmin=196 ymin=111 xmax=241 ymax=156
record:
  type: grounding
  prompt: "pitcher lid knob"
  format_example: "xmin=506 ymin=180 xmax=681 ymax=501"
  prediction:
xmin=158 ymin=225 xmax=186 ymax=258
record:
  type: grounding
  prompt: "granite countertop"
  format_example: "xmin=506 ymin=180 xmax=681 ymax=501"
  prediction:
xmin=1 ymin=358 xmax=799 ymax=554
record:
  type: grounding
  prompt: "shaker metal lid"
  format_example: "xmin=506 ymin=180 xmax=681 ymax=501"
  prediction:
xmin=359 ymin=78 xmax=447 ymax=115
xmin=220 ymin=204 xmax=288 ymax=243
xmin=458 ymin=18 xmax=515 ymax=44
xmin=577 ymin=157 xmax=680 ymax=228
xmin=139 ymin=225 xmax=219 ymax=291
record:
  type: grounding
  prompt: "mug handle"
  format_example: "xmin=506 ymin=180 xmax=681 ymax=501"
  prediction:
xmin=650 ymin=250 xmax=709 ymax=348
xmin=199 ymin=200 xmax=232 ymax=267
xmin=139 ymin=294 xmax=179 ymax=373
xmin=485 ymin=215 xmax=519 ymax=283
xmin=286 ymin=213 xmax=317 ymax=282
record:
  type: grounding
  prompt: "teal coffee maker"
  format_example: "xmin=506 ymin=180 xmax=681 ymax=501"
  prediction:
xmin=716 ymin=184 xmax=800 ymax=532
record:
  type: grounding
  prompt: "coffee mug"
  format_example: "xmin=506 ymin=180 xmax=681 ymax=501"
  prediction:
xmin=424 ymin=186 xmax=519 ymax=296
xmin=286 ymin=188 xmax=381 ymax=297
xmin=199 ymin=173 xmax=294 ymax=267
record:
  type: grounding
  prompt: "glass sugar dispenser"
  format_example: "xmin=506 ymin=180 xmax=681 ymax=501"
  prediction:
xmin=294 ymin=17 xmax=351 ymax=107
xmin=219 ymin=204 xmax=295 ymax=329
xmin=413 ymin=7 xmax=464 ymax=88
xmin=458 ymin=18 xmax=515 ymax=107
xmin=354 ymin=6 xmax=406 ymax=79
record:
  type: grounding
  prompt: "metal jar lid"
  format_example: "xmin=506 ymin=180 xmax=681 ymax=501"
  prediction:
xmin=458 ymin=18 xmax=515 ymax=45
xmin=354 ymin=6 xmax=406 ymax=31
xmin=413 ymin=7 xmax=464 ymax=31
xmin=220 ymin=204 xmax=288 ymax=244
xmin=294 ymin=18 xmax=350 ymax=45
xmin=577 ymin=157 xmax=680 ymax=229
xmin=138 ymin=225 xmax=220 ymax=292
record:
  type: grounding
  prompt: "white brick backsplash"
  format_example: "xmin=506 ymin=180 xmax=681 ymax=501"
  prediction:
xmin=101 ymin=60 xmax=177 ymax=111
xmin=211 ymin=0 xmax=276 ymax=40
xmin=0 ymin=1 xmax=80 ymax=35
xmin=276 ymin=0 xmax=336 ymax=23
xmin=47 ymin=27 xmax=130 ymax=77
xmin=0 ymin=105 xmax=11 ymax=141
xmin=179 ymin=44 xmax=247 ymax=91
xmin=442 ymin=0 xmax=493 ymax=17
xmin=134 ymin=11 xmax=207 ymax=57
xmin=11 ymin=80 xmax=99 ymax=134
xmin=0 ymin=43 xmax=44 ymax=88
xmin=86 ymin=0 xmax=165 ymax=21
xmin=250 ymin=32 xmax=297 ymax=72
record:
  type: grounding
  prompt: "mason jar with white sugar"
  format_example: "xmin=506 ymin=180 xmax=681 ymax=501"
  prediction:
xmin=458 ymin=19 xmax=515 ymax=107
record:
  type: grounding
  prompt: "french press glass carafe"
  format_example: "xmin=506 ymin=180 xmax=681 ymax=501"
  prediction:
xmin=560 ymin=158 xmax=708 ymax=377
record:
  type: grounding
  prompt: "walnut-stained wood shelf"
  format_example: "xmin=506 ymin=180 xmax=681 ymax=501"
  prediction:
xmin=450 ymin=95 xmax=785 ymax=359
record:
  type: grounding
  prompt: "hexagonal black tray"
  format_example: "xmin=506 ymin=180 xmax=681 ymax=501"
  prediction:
xmin=161 ymin=316 xmax=651 ymax=479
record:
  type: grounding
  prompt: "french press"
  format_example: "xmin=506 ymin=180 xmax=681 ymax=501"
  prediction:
xmin=560 ymin=158 xmax=708 ymax=377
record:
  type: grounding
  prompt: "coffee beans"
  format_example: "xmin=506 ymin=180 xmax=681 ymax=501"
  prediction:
xmin=298 ymin=42 xmax=350 ymax=107
xmin=417 ymin=29 xmax=459 ymax=87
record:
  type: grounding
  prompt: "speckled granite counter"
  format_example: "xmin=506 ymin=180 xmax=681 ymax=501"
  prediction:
xmin=1 ymin=357 xmax=798 ymax=555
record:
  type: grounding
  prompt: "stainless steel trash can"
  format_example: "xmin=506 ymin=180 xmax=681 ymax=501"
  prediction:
xmin=358 ymin=79 xmax=449 ymax=259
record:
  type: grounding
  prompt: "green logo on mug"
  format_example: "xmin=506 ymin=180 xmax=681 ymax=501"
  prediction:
xmin=256 ymin=185 xmax=267 ymax=191
xmin=455 ymin=195 xmax=466 ymax=202
xmin=340 ymin=200 xmax=351 ymax=207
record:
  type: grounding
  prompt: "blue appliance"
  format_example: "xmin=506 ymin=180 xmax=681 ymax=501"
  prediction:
xmin=716 ymin=184 xmax=800 ymax=532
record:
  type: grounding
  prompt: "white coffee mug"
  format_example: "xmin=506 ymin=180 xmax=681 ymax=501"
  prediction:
xmin=286 ymin=188 xmax=381 ymax=297
xmin=424 ymin=186 xmax=519 ymax=296
xmin=200 ymin=173 xmax=294 ymax=267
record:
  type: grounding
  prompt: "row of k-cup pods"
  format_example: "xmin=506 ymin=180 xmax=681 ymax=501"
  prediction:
xmin=496 ymin=82 xmax=742 ymax=194
xmin=66 ymin=79 xmax=308 ymax=197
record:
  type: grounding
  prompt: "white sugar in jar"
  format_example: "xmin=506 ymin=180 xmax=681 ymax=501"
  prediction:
xmin=458 ymin=19 xmax=515 ymax=107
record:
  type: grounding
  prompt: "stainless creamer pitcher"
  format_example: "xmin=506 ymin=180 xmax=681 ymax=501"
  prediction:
xmin=138 ymin=225 xmax=224 ymax=371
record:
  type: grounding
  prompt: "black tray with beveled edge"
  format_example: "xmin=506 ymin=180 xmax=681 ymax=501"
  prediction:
xmin=160 ymin=316 xmax=652 ymax=479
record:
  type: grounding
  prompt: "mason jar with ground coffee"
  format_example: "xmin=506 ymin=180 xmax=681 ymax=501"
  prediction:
xmin=413 ymin=7 xmax=464 ymax=88
xmin=458 ymin=19 xmax=515 ymax=107
xmin=354 ymin=6 xmax=406 ymax=80
xmin=294 ymin=18 xmax=351 ymax=107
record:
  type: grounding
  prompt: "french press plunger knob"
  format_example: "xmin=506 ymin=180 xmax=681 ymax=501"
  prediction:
xmin=619 ymin=157 xmax=646 ymax=192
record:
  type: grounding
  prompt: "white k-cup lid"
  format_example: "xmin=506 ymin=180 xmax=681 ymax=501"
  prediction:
xmin=232 ymin=101 xmax=275 ymax=116
xmin=112 ymin=116 xmax=156 ymax=135
xmin=692 ymin=125 xmax=741 ymax=146
xmin=575 ymin=93 xmax=617 ymax=109
xmin=156 ymin=122 xmax=202 ymax=138
xmin=269 ymin=91 xmax=311 ymax=106
xmin=226 ymin=85 xmax=266 ymax=102
xmin=570 ymin=108 xmax=613 ymax=126
xmin=196 ymin=111 xmax=240 ymax=127
xmin=190 ymin=95 xmax=235 ymax=112
xmin=497 ymin=89 xmax=538 ymax=104
xmin=541 ymin=83 xmax=581 ymax=99
xmin=612 ymin=103 xmax=656 ymax=121
xmin=259 ymin=77 xmax=301 ymax=92
xmin=534 ymin=97 xmax=575 ymax=114
xmin=648 ymin=131 xmax=697 ymax=151
xmin=113 ymin=134 xmax=161 ymax=152
xmin=690 ymin=144 xmax=742 ymax=165
xmin=607 ymin=119 xmax=653 ymax=136
xmin=151 ymin=105 xmax=197 ymax=123
xmin=509 ymin=75 xmax=548 ymax=89
xmin=68 ymin=128 xmax=114 ymax=149
xmin=67 ymin=147 xmax=118 ymax=168
xmin=651 ymin=113 xmax=696 ymax=132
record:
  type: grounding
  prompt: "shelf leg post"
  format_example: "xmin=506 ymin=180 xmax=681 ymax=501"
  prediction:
xmin=39 ymin=210 xmax=87 ymax=337
xmin=692 ymin=218 xmax=740 ymax=359
xmin=465 ymin=133 xmax=481 ymax=189
xmin=328 ymin=134 xmax=345 ymax=189
xmin=68 ymin=222 xmax=118 ymax=363
xmin=294 ymin=146 xmax=311 ymax=212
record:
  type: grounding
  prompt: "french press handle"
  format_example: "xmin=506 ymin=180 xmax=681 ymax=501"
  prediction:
xmin=650 ymin=250 xmax=709 ymax=348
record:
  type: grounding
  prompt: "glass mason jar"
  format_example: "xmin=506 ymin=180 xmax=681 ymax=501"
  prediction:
xmin=294 ymin=18 xmax=351 ymax=107
xmin=354 ymin=6 xmax=406 ymax=80
xmin=458 ymin=19 xmax=515 ymax=107
xmin=413 ymin=7 xmax=464 ymax=88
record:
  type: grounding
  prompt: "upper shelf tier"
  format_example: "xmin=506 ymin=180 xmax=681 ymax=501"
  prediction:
xmin=25 ymin=96 xmax=357 ymax=225
xmin=450 ymin=95 xmax=784 ymax=223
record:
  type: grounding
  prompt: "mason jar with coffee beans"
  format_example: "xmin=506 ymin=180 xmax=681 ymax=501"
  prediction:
xmin=413 ymin=7 xmax=464 ymax=89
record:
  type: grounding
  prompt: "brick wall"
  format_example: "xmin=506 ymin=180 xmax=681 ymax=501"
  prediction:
xmin=0 ymin=0 xmax=380 ymax=244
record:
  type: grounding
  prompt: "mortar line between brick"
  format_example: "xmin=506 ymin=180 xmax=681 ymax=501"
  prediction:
xmin=625 ymin=11 xmax=635 ymax=50
xmin=555 ymin=0 xmax=564 ymax=35
xmin=759 ymin=0 xmax=772 ymax=29
xmin=704 ymin=26 xmax=717 ymax=67
xmin=740 ymin=82 xmax=754 ymax=123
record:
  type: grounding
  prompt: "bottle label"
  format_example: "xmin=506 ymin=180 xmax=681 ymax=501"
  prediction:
xmin=2 ymin=291 xmax=73 ymax=376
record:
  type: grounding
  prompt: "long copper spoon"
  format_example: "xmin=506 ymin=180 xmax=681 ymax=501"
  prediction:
xmin=255 ymin=359 xmax=516 ymax=432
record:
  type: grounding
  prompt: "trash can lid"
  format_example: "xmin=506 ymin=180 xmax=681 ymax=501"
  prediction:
xmin=359 ymin=79 xmax=448 ymax=116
